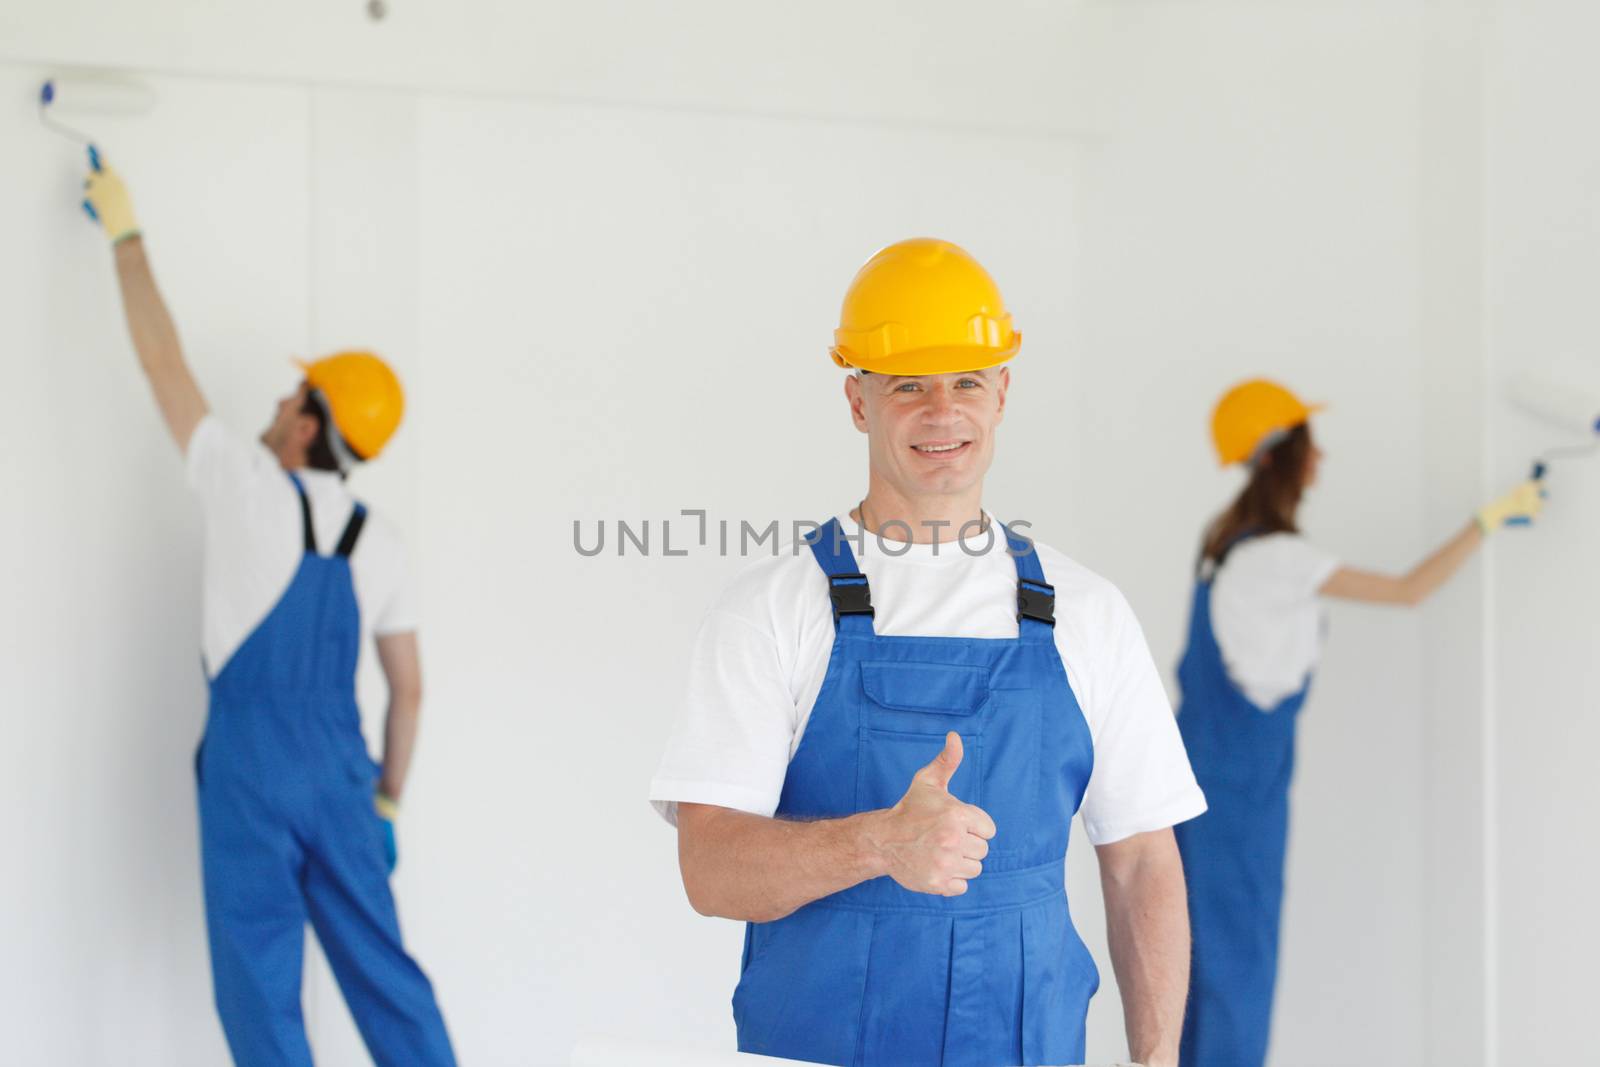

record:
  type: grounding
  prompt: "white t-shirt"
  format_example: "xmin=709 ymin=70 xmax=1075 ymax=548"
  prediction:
xmin=1207 ymin=533 xmax=1340 ymax=711
xmin=186 ymin=415 xmax=418 ymax=679
xmin=649 ymin=513 xmax=1207 ymax=846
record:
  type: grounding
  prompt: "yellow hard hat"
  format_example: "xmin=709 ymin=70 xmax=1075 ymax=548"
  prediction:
xmin=1211 ymin=378 xmax=1324 ymax=466
xmin=294 ymin=351 xmax=405 ymax=461
xmin=830 ymin=238 xmax=1020 ymax=375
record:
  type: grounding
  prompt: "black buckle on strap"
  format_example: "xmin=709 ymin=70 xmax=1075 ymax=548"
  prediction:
xmin=1017 ymin=579 xmax=1056 ymax=627
xmin=828 ymin=573 xmax=874 ymax=624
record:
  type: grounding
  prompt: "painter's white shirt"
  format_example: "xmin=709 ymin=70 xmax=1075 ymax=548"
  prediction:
xmin=1208 ymin=533 xmax=1341 ymax=710
xmin=186 ymin=415 xmax=417 ymax=679
xmin=649 ymin=513 xmax=1207 ymax=846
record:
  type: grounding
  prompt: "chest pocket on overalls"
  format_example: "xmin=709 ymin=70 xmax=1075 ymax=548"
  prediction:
xmin=856 ymin=660 xmax=988 ymax=813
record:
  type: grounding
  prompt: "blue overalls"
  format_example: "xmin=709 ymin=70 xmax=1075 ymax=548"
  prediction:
xmin=195 ymin=473 xmax=455 ymax=1067
xmin=732 ymin=519 xmax=1099 ymax=1067
xmin=1173 ymin=533 xmax=1310 ymax=1067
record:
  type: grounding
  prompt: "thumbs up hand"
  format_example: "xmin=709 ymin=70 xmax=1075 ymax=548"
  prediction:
xmin=866 ymin=732 xmax=996 ymax=897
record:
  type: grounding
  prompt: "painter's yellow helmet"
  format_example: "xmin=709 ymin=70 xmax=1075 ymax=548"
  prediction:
xmin=830 ymin=238 xmax=1020 ymax=375
xmin=294 ymin=351 xmax=405 ymax=461
xmin=1211 ymin=379 xmax=1324 ymax=466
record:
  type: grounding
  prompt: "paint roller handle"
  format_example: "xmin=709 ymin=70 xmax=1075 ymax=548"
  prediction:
xmin=80 ymin=145 xmax=102 ymax=223
xmin=82 ymin=145 xmax=105 ymax=222
xmin=81 ymin=146 xmax=106 ymax=223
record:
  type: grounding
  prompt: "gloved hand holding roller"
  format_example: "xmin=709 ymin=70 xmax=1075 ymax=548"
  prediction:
xmin=1476 ymin=479 xmax=1546 ymax=534
xmin=82 ymin=147 xmax=141 ymax=245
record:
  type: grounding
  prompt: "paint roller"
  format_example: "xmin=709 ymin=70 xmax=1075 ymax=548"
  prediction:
xmin=39 ymin=72 xmax=156 ymax=223
xmin=38 ymin=72 xmax=156 ymax=169
xmin=1506 ymin=372 xmax=1600 ymax=480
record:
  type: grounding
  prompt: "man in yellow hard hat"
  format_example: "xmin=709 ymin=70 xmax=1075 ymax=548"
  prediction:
xmin=83 ymin=153 xmax=456 ymax=1066
xmin=651 ymin=238 xmax=1201 ymax=1067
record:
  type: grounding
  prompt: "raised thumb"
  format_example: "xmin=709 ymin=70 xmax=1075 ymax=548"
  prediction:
xmin=915 ymin=731 xmax=963 ymax=791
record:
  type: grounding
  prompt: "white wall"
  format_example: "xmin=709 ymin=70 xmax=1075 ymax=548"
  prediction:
xmin=1484 ymin=5 xmax=1600 ymax=1062
xmin=0 ymin=0 xmax=1096 ymax=136
xmin=1416 ymin=2 xmax=1495 ymax=1062
xmin=1068 ymin=5 xmax=1432 ymax=1064
xmin=7 ymin=2 xmax=1593 ymax=1064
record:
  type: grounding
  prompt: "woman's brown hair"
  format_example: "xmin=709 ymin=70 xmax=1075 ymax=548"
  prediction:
xmin=1201 ymin=422 xmax=1313 ymax=566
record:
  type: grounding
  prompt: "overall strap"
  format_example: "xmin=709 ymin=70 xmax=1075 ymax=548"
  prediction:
xmin=334 ymin=503 xmax=369 ymax=558
xmin=1004 ymin=523 xmax=1056 ymax=634
xmin=288 ymin=472 xmax=317 ymax=554
xmin=806 ymin=518 xmax=876 ymax=635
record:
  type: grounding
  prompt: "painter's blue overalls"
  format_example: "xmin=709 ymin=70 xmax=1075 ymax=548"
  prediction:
xmin=732 ymin=518 xmax=1099 ymax=1067
xmin=195 ymin=473 xmax=455 ymax=1067
xmin=1173 ymin=532 xmax=1309 ymax=1067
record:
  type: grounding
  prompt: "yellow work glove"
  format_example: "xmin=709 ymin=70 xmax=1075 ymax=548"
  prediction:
xmin=82 ymin=148 xmax=141 ymax=244
xmin=1475 ymin=479 xmax=1545 ymax=534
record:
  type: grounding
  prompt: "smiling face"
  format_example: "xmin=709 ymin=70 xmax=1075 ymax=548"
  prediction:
xmin=845 ymin=366 xmax=1009 ymax=503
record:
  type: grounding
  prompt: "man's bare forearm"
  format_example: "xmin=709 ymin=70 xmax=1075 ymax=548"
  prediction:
xmin=379 ymin=694 xmax=420 ymax=801
xmin=677 ymin=803 xmax=889 ymax=922
xmin=1098 ymin=829 xmax=1189 ymax=1067
xmin=374 ymin=632 xmax=423 ymax=802
xmin=677 ymin=734 xmax=994 ymax=922
xmin=111 ymin=236 xmax=207 ymax=449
